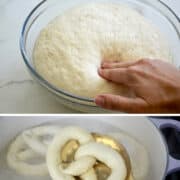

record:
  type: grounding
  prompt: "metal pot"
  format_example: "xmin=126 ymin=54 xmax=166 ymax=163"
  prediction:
xmin=0 ymin=116 xmax=179 ymax=180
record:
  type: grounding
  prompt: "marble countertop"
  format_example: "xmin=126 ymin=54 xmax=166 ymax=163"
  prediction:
xmin=0 ymin=0 xmax=179 ymax=114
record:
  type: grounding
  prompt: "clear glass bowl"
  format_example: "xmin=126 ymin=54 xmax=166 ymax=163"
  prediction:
xmin=20 ymin=0 xmax=180 ymax=113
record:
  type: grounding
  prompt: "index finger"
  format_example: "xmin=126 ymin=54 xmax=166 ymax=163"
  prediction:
xmin=98 ymin=68 xmax=133 ymax=85
xmin=101 ymin=60 xmax=138 ymax=69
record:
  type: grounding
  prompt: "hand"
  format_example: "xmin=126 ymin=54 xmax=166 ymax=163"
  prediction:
xmin=95 ymin=59 xmax=180 ymax=113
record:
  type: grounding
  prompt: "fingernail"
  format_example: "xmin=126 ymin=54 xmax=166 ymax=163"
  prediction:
xmin=95 ymin=96 xmax=105 ymax=107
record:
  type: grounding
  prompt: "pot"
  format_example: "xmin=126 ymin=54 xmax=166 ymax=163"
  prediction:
xmin=0 ymin=116 xmax=179 ymax=180
xmin=150 ymin=117 xmax=180 ymax=176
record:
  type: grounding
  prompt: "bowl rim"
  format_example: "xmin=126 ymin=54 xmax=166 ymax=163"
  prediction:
xmin=20 ymin=0 xmax=180 ymax=106
xmin=159 ymin=0 xmax=180 ymax=22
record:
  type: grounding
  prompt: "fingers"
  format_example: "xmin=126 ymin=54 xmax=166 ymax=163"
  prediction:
xmin=98 ymin=68 xmax=132 ymax=85
xmin=99 ymin=59 xmax=154 ymax=84
xmin=101 ymin=59 xmax=154 ymax=69
xmin=95 ymin=94 xmax=147 ymax=113
xmin=101 ymin=60 xmax=139 ymax=69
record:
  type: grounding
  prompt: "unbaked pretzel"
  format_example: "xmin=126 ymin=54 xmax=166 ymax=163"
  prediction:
xmin=7 ymin=125 xmax=61 ymax=176
xmin=7 ymin=135 xmax=48 ymax=176
xmin=47 ymin=126 xmax=127 ymax=180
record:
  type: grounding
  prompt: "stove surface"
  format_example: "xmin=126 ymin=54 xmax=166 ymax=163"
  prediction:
xmin=152 ymin=117 xmax=180 ymax=180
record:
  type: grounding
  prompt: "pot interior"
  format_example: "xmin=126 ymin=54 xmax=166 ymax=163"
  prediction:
xmin=0 ymin=116 xmax=167 ymax=180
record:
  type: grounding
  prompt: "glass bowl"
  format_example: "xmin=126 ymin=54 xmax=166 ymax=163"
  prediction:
xmin=20 ymin=0 xmax=180 ymax=113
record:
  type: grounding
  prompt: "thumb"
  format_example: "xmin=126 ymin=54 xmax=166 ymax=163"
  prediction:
xmin=95 ymin=94 xmax=147 ymax=113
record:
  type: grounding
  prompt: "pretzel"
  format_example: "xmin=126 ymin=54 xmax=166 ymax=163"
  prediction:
xmin=76 ymin=142 xmax=127 ymax=180
xmin=7 ymin=125 xmax=130 ymax=180
xmin=47 ymin=127 xmax=127 ymax=180
xmin=22 ymin=125 xmax=61 ymax=155
xmin=7 ymin=135 xmax=48 ymax=176
xmin=7 ymin=125 xmax=61 ymax=176
xmin=47 ymin=126 xmax=96 ymax=180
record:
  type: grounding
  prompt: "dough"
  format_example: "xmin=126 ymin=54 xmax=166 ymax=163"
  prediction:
xmin=34 ymin=2 xmax=172 ymax=98
xmin=108 ymin=132 xmax=149 ymax=180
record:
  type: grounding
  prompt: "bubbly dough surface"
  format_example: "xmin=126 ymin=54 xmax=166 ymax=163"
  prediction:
xmin=34 ymin=2 xmax=172 ymax=98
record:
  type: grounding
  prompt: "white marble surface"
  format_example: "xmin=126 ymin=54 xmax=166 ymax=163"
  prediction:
xmin=0 ymin=0 xmax=179 ymax=114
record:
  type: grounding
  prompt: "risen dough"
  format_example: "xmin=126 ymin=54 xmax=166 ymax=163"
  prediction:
xmin=34 ymin=2 xmax=172 ymax=98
